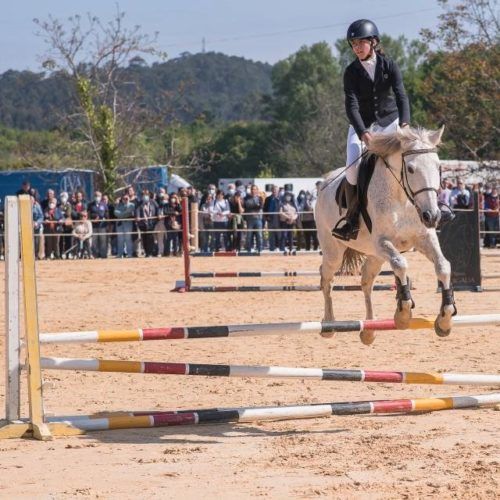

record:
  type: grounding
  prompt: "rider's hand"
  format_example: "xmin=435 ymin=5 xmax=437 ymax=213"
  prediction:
xmin=361 ymin=131 xmax=373 ymax=146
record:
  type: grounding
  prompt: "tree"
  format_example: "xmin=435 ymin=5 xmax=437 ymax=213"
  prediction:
xmin=421 ymin=0 xmax=499 ymax=50
xmin=34 ymin=8 xmax=165 ymax=194
xmin=418 ymin=44 xmax=499 ymax=159
xmin=418 ymin=0 xmax=499 ymax=160
xmin=269 ymin=42 xmax=345 ymax=176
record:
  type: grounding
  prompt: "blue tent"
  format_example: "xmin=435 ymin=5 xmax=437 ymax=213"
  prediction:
xmin=0 ymin=169 xmax=95 ymax=208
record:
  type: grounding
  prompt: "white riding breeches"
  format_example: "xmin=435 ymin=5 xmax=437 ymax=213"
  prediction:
xmin=345 ymin=118 xmax=399 ymax=185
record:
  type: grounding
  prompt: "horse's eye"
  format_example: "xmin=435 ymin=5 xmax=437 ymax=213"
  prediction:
xmin=407 ymin=165 xmax=415 ymax=174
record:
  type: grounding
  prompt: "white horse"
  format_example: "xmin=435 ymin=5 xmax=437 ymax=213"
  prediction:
xmin=315 ymin=126 xmax=456 ymax=344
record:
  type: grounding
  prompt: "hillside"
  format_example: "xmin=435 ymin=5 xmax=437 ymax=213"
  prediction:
xmin=0 ymin=52 xmax=273 ymax=130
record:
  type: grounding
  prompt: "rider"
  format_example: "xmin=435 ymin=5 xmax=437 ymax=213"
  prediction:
xmin=332 ymin=19 xmax=410 ymax=241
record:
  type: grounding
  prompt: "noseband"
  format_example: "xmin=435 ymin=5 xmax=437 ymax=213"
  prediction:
xmin=383 ymin=148 xmax=439 ymax=206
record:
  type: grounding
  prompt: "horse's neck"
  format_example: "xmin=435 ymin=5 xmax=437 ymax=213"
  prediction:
xmin=373 ymin=154 xmax=407 ymax=204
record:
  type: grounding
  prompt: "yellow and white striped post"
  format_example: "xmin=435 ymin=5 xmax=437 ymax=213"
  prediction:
xmin=18 ymin=195 xmax=52 ymax=440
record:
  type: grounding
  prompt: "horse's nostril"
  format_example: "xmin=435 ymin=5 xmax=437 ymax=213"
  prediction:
xmin=422 ymin=211 xmax=432 ymax=223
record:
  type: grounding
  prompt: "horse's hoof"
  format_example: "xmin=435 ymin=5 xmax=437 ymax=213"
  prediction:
xmin=320 ymin=330 xmax=335 ymax=339
xmin=360 ymin=329 xmax=376 ymax=345
xmin=394 ymin=301 xmax=413 ymax=330
xmin=434 ymin=317 xmax=452 ymax=337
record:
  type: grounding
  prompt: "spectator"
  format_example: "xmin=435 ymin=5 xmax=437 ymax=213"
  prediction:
xmin=41 ymin=189 xmax=57 ymax=211
xmin=16 ymin=181 xmax=31 ymax=197
xmin=450 ymin=179 xmax=471 ymax=209
xmin=72 ymin=211 xmax=93 ymax=259
xmin=235 ymin=180 xmax=245 ymax=197
xmin=299 ymin=191 xmax=319 ymax=251
xmin=72 ymin=191 xmax=86 ymax=218
xmin=263 ymin=185 xmax=282 ymax=251
xmin=135 ymin=190 xmax=158 ymax=257
xmin=31 ymin=196 xmax=43 ymax=259
xmin=114 ymin=194 xmax=136 ymax=257
xmin=28 ymin=187 xmax=40 ymax=202
xmin=103 ymin=194 xmax=116 ymax=256
xmin=186 ymin=186 xmax=198 ymax=205
xmin=279 ymin=192 xmax=298 ymax=252
xmin=484 ymin=186 xmax=499 ymax=248
xmin=155 ymin=191 xmax=169 ymax=256
xmin=126 ymin=186 xmax=140 ymax=257
xmin=211 ymin=189 xmax=231 ymax=251
xmin=228 ymin=188 xmax=244 ymax=251
xmin=244 ymin=184 xmax=264 ymax=252
xmin=163 ymin=194 xmax=182 ymax=256
xmin=438 ymin=181 xmax=452 ymax=208
xmin=87 ymin=191 xmax=109 ymax=258
xmin=155 ymin=187 xmax=168 ymax=206
xmin=43 ymin=198 xmax=63 ymax=259
xmin=295 ymin=190 xmax=307 ymax=249
xmin=58 ymin=192 xmax=74 ymax=259
xmin=200 ymin=184 xmax=216 ymax=206
xmin=199 ymin=193 xmax=214 ymax=252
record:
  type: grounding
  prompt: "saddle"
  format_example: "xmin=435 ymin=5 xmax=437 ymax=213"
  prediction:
xmin=335 ymin=153 xmax=378 ymax=233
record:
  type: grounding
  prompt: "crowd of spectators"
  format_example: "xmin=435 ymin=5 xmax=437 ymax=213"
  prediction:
xmin=438 ymin=177 xmax=499 ymax=248
xmin=0 ymin=176 xmax=498 ymax=260
xmin=0 ymin=179 xmax=321 ymax=260
xmin=197 ymin=181 xmax=320 ymax=254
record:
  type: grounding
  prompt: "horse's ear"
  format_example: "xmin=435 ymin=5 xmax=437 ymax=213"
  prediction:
xmin=429 ymin=125 xmax=445 ymax=146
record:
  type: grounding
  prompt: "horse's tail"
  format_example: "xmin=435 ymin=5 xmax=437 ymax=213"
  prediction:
xmin=340 ymin=247 xmax=366 ymax=276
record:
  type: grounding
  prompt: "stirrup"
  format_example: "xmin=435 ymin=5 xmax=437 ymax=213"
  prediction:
xmin=439 ymin=210 xmax=457 ymax=227
xmin=331 ymin=217 xmax=359 ymax=241
xmin=438 ymin=203 xmax=456 ymax=228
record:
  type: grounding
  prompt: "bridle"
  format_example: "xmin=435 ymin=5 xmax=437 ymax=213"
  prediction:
xmin=382 ymin=148 xmax=440 ymax=206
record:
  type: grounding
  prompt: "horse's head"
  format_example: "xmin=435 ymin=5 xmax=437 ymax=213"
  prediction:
xmin=369 ymin=126 xmax=445 ymax=229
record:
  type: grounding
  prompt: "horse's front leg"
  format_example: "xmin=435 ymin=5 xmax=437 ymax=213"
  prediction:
xmin=377 ymin=239 xmax=414 ymax=329
xmin=415 ymin=232 xmax=457 ymax=337
xmin=359 ymin=256 xmax=384 ymax=345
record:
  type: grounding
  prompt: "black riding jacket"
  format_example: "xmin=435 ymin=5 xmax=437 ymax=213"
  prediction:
xmin=344 ymin=52 xmax=410 ymax=139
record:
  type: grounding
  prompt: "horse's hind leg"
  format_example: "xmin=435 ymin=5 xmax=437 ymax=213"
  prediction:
xmin=319 ymin=246 xmax=344 ymax=339
xmin=360 ymin=255 xmax=384 ymax=345
xmin=378 ymin=239 xmax=414 ymax=329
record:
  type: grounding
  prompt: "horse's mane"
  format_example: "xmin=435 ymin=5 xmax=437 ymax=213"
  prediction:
xmin=319 ymin=126 xmax=442 ymax=189
xmin=368 ymin=127 xmax=440 ymax=157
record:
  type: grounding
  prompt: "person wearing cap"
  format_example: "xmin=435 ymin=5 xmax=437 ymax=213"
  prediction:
xmin=332 ymin=19 xmax=410 ymax=241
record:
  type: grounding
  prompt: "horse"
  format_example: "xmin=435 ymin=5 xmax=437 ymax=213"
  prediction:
xmin=314 ymin=126 xmax=456 ymax=345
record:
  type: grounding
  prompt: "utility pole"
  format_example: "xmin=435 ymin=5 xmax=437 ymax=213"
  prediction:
xmin=202 ymin=37 xmax=206 ymax=53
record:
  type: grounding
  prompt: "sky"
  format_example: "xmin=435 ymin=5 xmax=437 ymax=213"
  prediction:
xmin=0 ymin=0 xmax=442 ymax=73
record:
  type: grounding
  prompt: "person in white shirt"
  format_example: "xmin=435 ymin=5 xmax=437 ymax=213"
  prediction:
xmin=211 ymin=190 xmax=231 ymax=251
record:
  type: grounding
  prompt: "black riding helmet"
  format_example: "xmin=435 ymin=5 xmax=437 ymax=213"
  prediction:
xmin=346 ymin=19 xmax=380 ymax=43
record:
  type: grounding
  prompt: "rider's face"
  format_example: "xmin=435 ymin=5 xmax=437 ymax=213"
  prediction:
xmin=351 ymin=38 xmax=372 ymax=60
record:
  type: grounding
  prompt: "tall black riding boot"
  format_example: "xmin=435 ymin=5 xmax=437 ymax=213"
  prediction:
xmin=331 ymin=183 xmax=360 ymax=241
